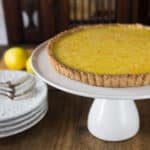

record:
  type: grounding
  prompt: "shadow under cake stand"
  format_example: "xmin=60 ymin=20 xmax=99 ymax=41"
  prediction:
xmin=31 ymin=41 xmax=150 ymax=142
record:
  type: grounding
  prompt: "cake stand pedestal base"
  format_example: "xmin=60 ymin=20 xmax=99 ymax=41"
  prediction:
xmin=88 ymin=99 xmax=139 ymax=141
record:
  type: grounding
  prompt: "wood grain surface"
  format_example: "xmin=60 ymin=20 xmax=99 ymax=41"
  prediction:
xmin=0 ymin=47 xmax=150 ymax=150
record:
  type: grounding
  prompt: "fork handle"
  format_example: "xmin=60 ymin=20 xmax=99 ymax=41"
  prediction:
xmin=0 ymin=82 xmax=10 ymax=88
xmin=0 ymin=91 xmax=12 ymax=99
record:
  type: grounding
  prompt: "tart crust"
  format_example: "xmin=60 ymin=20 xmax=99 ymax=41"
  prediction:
xmin=47 ymin=24 xmax=150 ymax=87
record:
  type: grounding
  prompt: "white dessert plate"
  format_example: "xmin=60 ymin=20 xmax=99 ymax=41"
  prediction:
xmin=0 ymin=104 xmax=48 ymax=132
xmin=0 ymin=107 xmax=48 ymax=138
xmin=0 ymin=70 xmax=47 ymax=121
xmin=0 ymin=99 xmax=48 ymax=126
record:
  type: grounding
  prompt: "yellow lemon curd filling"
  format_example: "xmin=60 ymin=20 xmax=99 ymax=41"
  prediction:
xmin=52 ymin=26 xmax=150 ymax=75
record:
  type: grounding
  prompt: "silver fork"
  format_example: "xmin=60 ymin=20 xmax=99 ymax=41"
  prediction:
xmin=0 ymin=75 xmax=35 ymax=100
xmin=0 ymin=75 xmax=29 ymax=87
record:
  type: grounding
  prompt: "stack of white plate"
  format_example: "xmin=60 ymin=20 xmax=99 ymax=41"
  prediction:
xmin=0 ymin=70 xmax=48 ymax=138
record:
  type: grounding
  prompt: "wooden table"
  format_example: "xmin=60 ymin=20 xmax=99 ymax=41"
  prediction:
xmin=0 ymin=47 xmax=150 ymax=150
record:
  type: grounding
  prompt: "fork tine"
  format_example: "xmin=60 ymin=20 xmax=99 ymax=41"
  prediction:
xmin=14 ymin=89 xmax=34 ymax=100
xmin=15 ymin=76 xmax=35 ymax=89
xmin=15 ymin=79 xmax=35 ymax=95
xmin=11 ymin=75 xmax=30 ymax=86
xmin=0 ymin=86 xmax=13 ymax=92
xmin=0 ymin=91 xmax=13 ymax=99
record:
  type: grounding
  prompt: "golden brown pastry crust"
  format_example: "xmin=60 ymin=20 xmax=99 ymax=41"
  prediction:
xmin=47 ymin=24 xmax=150 ymax=87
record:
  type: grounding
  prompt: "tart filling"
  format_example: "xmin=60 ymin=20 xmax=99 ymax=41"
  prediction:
xmin=47 ymin=24 xmax=150 ymax=87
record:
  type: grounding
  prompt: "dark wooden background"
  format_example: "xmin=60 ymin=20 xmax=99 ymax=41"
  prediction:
xmin=2 ymin=0 xmax=150 ymax=45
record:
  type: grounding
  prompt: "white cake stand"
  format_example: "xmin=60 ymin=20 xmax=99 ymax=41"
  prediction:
xmin=31 ymin=41 xmax=150 ymax=142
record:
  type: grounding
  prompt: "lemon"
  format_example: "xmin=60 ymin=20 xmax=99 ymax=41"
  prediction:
xmin=26 ymin=58 xmax=34 ymax=73
xmin=4 ymin=47 xmax=28 ymax=70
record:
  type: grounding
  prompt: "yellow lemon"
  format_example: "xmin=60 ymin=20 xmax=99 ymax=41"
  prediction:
xmin=4 ymin=47 xmax=28 ymax=70
xmin=26 ymin=58 xmax=34 ymax=73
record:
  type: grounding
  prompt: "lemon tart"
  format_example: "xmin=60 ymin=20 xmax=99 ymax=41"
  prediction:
xmin=47 ymin=24 xmax=150 ymax=87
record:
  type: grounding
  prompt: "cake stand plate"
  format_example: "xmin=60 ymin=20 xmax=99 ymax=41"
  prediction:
xmin=31 ymin=41 xmax=150 ymax=142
